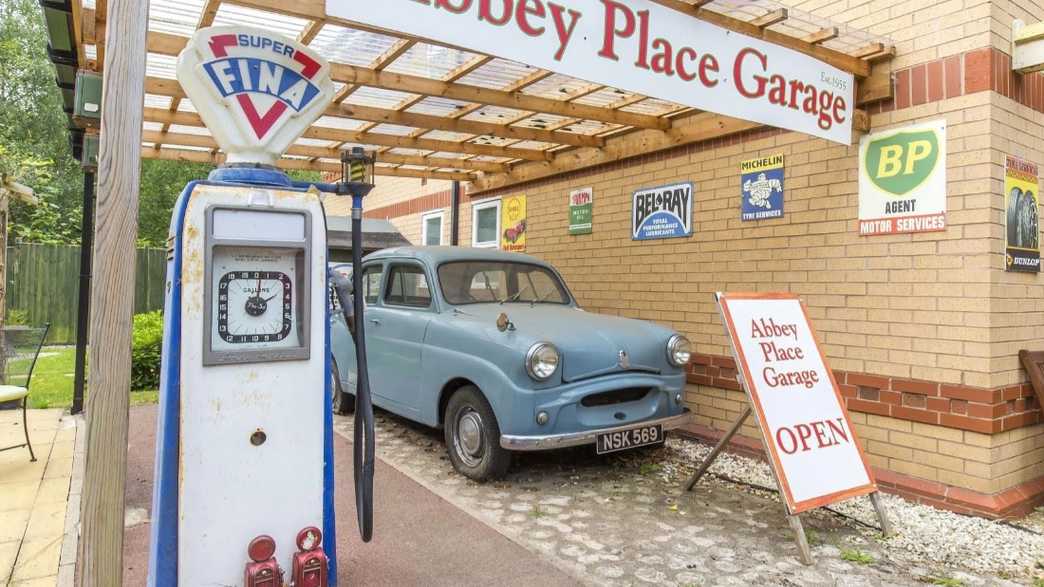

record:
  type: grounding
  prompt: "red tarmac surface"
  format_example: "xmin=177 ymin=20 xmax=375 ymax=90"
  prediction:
xmin=121 ymin=405 xmax=574 ymax=586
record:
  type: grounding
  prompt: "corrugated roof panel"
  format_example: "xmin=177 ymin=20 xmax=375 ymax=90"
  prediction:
xmin=143 ymin=121 xmax=164 ymax=132
xmin=313 ymin=116 xmax=366 ymax=131
xmin=561 ymin=119 xmax=620 ymax=135
xmin=461 ymin=106 xmax=528 ymax=123
xmin=511 ymin=114 xmax=570 ymax=130
xmin=308 ymin=25 xmax=401 ymax=67
xmin=178 ymin=99 xmax=197 ymax=113
xmin=426 ymin=151 xmax=470 ymax=159
xmin=470 ymin=136 xmax=520 ymax=147
xmin=295 ymin=138 xmax=335 ymax=148
xmin=505 ymin=140 xmax=554 ymax=150
xmin=406 ymin=97 xmax=471 ymax=117
xmin=386 ymin=148 xmax=433 ymax=157
xmin=212 ymin=4 xmax=308 ymax=39
xmin=169 ymin=124 xmax=211 ymax=136
xmin=455 ymin=58 xmax=537 ymax=90
xmin=572 ymin=87 xmax=635 ymax=108
xmin=370 ymin=124 xmax=419 ymax=136
xmin=344 ymin=86 xmax=418 ymax=109
xmin=420 ymin=130 xmax=472 ymax=142
xmin=521 ymin=74 xmax=592 ymax=100
xmin=146 ymin=53 xmax=178 ymax=79
xmin=620 ymin=98 xmax=681 ymax=116
xmin=144 ymin=94 xmax=172 ymax=109
xmin=148 ymin=0 xmax=204 ymax=37
xmin=383 ymin=43 xmax=479 ymax=79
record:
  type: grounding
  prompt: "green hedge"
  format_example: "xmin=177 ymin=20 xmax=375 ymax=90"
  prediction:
xmin=131 ymin=311 xmax=164 ymax=390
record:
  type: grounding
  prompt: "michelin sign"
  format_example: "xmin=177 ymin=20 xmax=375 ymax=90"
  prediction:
xmin=741 ymin=154 xmax=785 ymax=221
xmin=632 ymin=182 xmax=693 ymax=240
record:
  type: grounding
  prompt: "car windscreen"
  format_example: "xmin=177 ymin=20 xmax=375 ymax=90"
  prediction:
xmin=438 ymin=261 xmax=569 ymax=305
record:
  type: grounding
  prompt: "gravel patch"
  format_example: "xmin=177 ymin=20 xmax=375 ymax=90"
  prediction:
xmin=663 ymin=437 xmax=1044 ymax=581
xmin=340 ymin=411 xmax=1044 ymax=585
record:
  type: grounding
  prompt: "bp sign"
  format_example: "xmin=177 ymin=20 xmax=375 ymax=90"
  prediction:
xmin=858 ymin=120 xmax=946 ymax=236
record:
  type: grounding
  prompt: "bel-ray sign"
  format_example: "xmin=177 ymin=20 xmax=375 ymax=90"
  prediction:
xmin=326 ymin=0 xmax=856 ymax=144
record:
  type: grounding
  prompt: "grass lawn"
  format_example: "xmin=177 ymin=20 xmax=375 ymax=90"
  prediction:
xmin=24 ymin=346 xmax=158 ymax=409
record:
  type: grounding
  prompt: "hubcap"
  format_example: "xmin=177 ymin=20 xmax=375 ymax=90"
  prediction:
xmin=454 ymin=408 xmax=484 ymax=467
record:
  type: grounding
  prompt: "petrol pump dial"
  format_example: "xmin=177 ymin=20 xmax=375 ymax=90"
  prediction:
xmin=204 ymin=208 xmax=312 ymax=365
xmin=214 ymin=258 xmax=295 ymax=347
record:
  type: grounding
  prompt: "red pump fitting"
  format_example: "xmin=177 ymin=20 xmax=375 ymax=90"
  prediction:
xmin=290 ymin=526 xmax=329 ymax=587
xmin=244 ymin=535 xmax=284 ymax=587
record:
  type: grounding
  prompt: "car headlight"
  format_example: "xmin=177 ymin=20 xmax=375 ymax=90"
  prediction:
xmin=667 ymin=334 xmax=691 ymax=367
xmin=525 ymin=342 xmax=559 ymax=380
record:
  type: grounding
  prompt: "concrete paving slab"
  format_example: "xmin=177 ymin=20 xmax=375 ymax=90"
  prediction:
xmin=0 ymin=540 xmax=20 ymax=583
xmin=1 ymin=480 xmax=40 ymax=511
xmin=122 ymin=405 xmax=574 ymax=586
xmin=10 ymin=536 xmax=61 ymax=582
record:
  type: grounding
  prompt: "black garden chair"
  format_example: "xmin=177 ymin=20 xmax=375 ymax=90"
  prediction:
xmin=0 ymin=323 xmax=50 ymax=462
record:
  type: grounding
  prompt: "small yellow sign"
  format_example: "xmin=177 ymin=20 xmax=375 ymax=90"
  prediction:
xmin=500 ymin=195 xmax=527 ymax=252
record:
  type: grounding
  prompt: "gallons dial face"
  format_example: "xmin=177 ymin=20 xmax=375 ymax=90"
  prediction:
xmin=210 ymin=247 xmax=301 ymax=352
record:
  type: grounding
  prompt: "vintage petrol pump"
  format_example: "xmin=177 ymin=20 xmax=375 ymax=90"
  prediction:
xmin=147 ymin=25 xmax=373 ymax=586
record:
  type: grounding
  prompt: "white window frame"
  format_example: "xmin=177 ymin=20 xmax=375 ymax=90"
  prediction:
xmin=421 ymin=210 xmax=445 ymax=246
xmin=471 ymin=197 xmax=501 ymax=249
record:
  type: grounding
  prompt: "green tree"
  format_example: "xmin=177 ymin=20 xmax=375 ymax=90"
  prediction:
xmin=0 ymin=0 xmax=83 ymax=244
xmin=1 ymin=0 xmax=330 ymax=247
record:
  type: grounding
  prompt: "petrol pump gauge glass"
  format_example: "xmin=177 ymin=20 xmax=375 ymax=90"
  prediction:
xmin=210 ymin=246 xmax=302 ymax=352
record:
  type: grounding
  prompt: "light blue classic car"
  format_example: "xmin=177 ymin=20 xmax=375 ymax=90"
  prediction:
xmin=330 ymin=247 xmax=691 ymax=480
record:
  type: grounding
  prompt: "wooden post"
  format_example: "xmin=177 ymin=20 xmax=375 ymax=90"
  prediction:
xmin=76 ymin=0 xmax=150 ymax=583
xmin=683 ymin=407 xmax=751 ymax=491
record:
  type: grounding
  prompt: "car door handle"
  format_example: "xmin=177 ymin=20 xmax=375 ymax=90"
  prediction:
xmin=368 ymin=318 xmax=381 ymax=325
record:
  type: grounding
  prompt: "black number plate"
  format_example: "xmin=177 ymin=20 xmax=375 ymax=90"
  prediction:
xmin=595 ymin=424 xmax=663 ymax=455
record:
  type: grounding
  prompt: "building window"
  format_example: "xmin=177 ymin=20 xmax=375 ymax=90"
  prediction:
xmin=422 ymin=211 xmax=444 ymax=246
xmin=472 ymin=199 xmax=500 ymax=248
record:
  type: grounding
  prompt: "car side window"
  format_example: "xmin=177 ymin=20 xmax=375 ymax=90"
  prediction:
xmin=384 ymin=264 xmax=432 ymax=308
xmin=362 ymin=265 xmax=383 ymax=306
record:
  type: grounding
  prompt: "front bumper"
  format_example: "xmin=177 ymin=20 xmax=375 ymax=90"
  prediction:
xmin=500 ymin=409 xmax=691 ymax=451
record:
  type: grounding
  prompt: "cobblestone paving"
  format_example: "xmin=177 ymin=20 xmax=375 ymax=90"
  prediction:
xmin=334 ymin=412 xmax=1033 ymax=586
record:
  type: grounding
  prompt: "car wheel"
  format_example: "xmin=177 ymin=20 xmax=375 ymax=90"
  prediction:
xmin=444 ymin=385 xmax=510 ymax=481
xmin=331 ymin=358 xmax=353 ymax=415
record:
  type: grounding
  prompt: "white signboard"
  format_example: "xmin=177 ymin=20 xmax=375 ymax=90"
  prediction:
xmin=858 ymin=119 xmax=947 ymax=236
xmin=717 ymin=292 xmax=875 ymax=513
xmin=326 ymin=0 xmax=855 ymax=144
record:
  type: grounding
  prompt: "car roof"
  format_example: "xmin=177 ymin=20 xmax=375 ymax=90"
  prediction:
xmin=365 ymin=246 xmax=554 ymax=268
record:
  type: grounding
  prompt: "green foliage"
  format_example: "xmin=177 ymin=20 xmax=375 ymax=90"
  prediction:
xmin=804 ymin=529 xmax=822 ymax=547
xmin=840 ymin=548 xmax=874 ymax=566
xmin=131 ymin=311 xmax=164 ymax=390
xmin=137 ymin=159 xmax=214 ymax=246
xmin=5 ymin=308 xmax=28 ymax=325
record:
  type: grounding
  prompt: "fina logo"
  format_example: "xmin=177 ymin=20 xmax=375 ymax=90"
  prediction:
xmin=177 ymin=26 xmax=334 ymax=165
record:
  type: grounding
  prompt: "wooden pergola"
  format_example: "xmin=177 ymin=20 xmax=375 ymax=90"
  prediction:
xmin=73 ymin=0 xmax=893 ymax=192
xmin=48 ymin=0 xmax=895 ymax=584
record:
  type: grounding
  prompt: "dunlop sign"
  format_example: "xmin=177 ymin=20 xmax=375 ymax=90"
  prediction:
xmin=858 ymin=120 xmax=947 ymax=236
xmin=632 ymin=182 xmax=693 ymax=240
xmin=327 ymin=0 xmax=856 ymax=144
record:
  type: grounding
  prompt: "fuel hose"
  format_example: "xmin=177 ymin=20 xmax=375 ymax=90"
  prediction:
xmin=330 ymin=200 xmax=375 ymax=542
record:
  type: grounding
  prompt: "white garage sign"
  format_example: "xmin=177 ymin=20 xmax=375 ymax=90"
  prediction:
xmin=717 ymin=292 xmax=876 ymax=513
xmin=326 ymin=0 xmax=856 ymax=144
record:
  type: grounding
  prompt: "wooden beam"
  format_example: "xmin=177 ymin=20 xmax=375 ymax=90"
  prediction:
xmin=94 ymin=0 xmax=107 ymax=67
xmin=71 ymin=0 xmax=86 ymax=66
xmin=336 ymin=103 xmax=603 ymax=147
xmin=750 ymin=8 xmax=788 ymax=29
xmin=144 ymin=31 xmax=670 ymax=130
xmin=648 ymin=0 xmax=871 ymax=76
xmin=226 ymin=0 xmax=326 ymax=20
xmin=803 ymin=27 xmax=839 ymax=45
xmin=142 ymin=146 xmax=476 ymax=181
xmin=77 ymin=0 xmax=148 ymax=584
xmin=141 ymin=130 xmax=506 ymax=172
xmin=142 ymin=107 xmax=549 ymax=161
xmin=471 ymin=111 xmax=763 ymax=193
xmin=143 ymin=76 xmax=602 ymax=148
